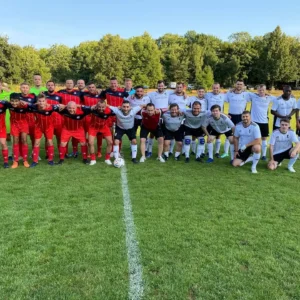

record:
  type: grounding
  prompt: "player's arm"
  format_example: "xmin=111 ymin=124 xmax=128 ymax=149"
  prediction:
xmin=233 ymin=135 xmax=239 ymax=158
xmin=288 ymin=109 xmax=297 ymax=119
xmin=269 ymin=144 xmax=275 ymax=162
xmin=81 ymin=105 xmax=92 ymax=115
xmin=270 ymin=101 xmax=285 ymax=118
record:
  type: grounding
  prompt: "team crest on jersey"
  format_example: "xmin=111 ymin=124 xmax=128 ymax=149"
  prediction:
xmin=119 ymin=93 xmax=122 ymax=96
xmin=77 ymin=116 xmax=80 ymax=119
xmin=56 ymin=97 xmax=59 ymax=100
xmin=0 ymin=110 xmax=2 ymax=112
xmin=45 ymin=112 xmax=49 ymax=115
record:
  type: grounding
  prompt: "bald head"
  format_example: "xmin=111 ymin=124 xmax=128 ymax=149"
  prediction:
xmin=67 ymin=101 xmax=77 ymax=114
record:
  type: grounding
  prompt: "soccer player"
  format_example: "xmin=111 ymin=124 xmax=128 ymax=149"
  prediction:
xmin=6 ymin=93 xmax=31 ymax=168
xmin=0 ymin=81 xmax=12 ymax=143
xmin=297 ymin=99 xmax=300 ymax=141
xmin=57 ymin=102 xmax=90 ymax=165
xmin=77 ymin=79 xmax=86 ymax=92
xmin=205 ymin=105 xmax=235 ymax=163
xmin=0 ymin=100 xmax=9 ymax=168
xmin=232 ymin=111 xmax=262 ymax=174
xmin=124 ymin=78 xmax=136 ymax=97
xmin=271 ymin=85 xmax=297 ymax=129
xmin=162 ymin=103 xmax=185 ymax=161
xmin=129 ymin=86 xmax=150 ymax=134
xmin=182 ymin=101 xmax=209 ymax=163
xmin=139 ymin=103 xmax=164 ymax=163
xmin=88 ymin=100 xmax=114 ymax=166
xmin=248 ymin=84 xmax=277 ymax=160
xmin=108 ymin=101 xmax=143 ymax=163
xmin=30 ymin=74 xmax=47 ymax=96
xmin=268 ymin=118 xmax=300 ymax=172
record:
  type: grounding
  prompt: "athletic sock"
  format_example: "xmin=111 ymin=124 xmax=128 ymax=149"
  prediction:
xmin=32 ymin=146 xmax=40 ymax=163
xmin=81 ymin=145 xmax=88 ymax=159
xmin=215 ymin=139 xmax=221 ymax=154
xmin=224 ymin=138 xmax=230 ymax=154
xmin=262 ymin=140 xmax=268 ymax=157
xmin=105 ymin=153 xmax=110 ymax=160
xmin=196 ymin=137 xmax=205 ymax=157
xmin=252 ymin=152 xmax=261 ymax=169
xmin=48 ymin=145 xmax=54 ymax=161
xmin=164 ymin=151 xmax=169 ymax=157
xmin=131 ymin=144 xmax=137 ymax=158
xmin=184 ymin=136 xmax=192 ymax=158
xmin=191 ymin=140 xmax=196 ymax=153
xmin=230 ymin=144 xmax=235 ymax=160
xmin=175 ymin=151 xmax=181 ymax=158
xmin=21 ymin=144 xmax=28 ymax=161
xmin=288 ymin=154 xmax=299 ymax=168
xmin=208 ymin=143 xmax=214 ymax=159
xmin=97 ymin=133 xmax=103 ymax=153
xmin=13 ymin=144 xmax=19 ymax=162
xmin=72 ymin=138 xmax=79 ymax=154
xmin=148 ymin=138 xmax=154 ymax=153
xmin=59 ymin=146 xmax=67 ymax=160
xmin=169 ymin=139 xmax=175 ymax=153
xmin=90 ymin=153 xmax=96 ymax=160
xmin=2 ymin=149 xmax=8 ymax=163
xmin=113 ymin=145 xmax=119 ymax=159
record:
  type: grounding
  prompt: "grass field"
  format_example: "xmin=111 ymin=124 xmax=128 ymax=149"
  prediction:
xmin=0 ymin=89 xmax=300 ymax=299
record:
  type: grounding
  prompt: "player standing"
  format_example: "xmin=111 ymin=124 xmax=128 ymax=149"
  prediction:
xmin=0 ymin=100 xmax=9 ymax=167
xmin=77 ymin=79 xmax=86 ymax=92
xmin=30 ymin=74 xmax=47 ymax=96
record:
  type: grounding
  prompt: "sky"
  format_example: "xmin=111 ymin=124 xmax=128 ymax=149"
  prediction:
xmin=1 ymin=0 xmax=300 ymax=48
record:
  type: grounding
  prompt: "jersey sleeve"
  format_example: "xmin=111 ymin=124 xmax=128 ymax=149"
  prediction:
xmin=234 ymin=126 xmax=240 ymax=138
xmin=224 ymin=92 xmax=230 ymax=103
xmin=291 ymin=131 xmax=299 ymax=143
xmin=269 ymin=132 xmax=276 ymax=146
xmin=109 ymin=106 xmax=119 ymax=114
xmin=271 ymin=99 xmax=279 ymax=111
xmin=226 ymin=117 xmax=235 ymax=128
xmin=132 ymin=106 xmax=142 ymax=114
xmin=253 ymin=125 xmax=262 ymax=139
xmin=292 ymin=99 xmax=297 ymax=109
xmin=81 ymin=105 xmax=92 ymax=115
xmin=297 ymin=99 xmax=300 ymax=109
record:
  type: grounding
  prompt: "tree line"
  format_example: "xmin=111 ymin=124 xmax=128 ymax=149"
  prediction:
xmin=1 ymin=26 xmax=299 ymax=89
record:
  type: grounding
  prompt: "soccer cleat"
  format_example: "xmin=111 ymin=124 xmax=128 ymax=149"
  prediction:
xmin=191 ymin=151 xmax=196 ymax=156
xmin=65 ymin=154 xmax=71 ymax=159
xmin=163 ymin=154 xmax=168 ymax=161
xmin=48 ymin=161 xmax=55 ymax=166
xmin=132 ymin=158 xmax=139 ymax=164
xmin=221 ymin=153 xmax=229 ymax=158
xmin=97 ymin=152 xmax=102 ymax=158
xmin=174 ymin=155 xmax=181 ymax=161
xmin=140 ymin=156 xmax=146 ymax=163
xmin=89 ymin=160 xmax=97 ymax=166
xmin=185 ymin=157 xmax=190 ymax=163
xmin=157 ymin=156 xmax=165 ymax=163
xmin=104 ymin=159 xmax=112 ymax=165
xmin=261 ymin=156 xmax=267 ymax=161
xmin=23 ymin=161 xmax=30 ymax=168
xmin=11 ymin=161 xmax=18 ymax=169
xmin=206 ymin=158 xmax=214 ymax=163
xmin=30 ymin=162 xmax=38 ymax=168
xmin=3 ymin=163 xmax=9 ymax=169
xmin=278 ymin=163 xmax=282 ymax=167
xmin=230 ymin=160 xmax=233 ymax=165
xmin=146 ymin=152 xmax=152 ymax=158
xmin=145 ymin=150 xmax=148 ymax=156
xmin=215 ymin=153 xmax=220 ymax=158
xmin=196 ymin=157 xmax=203 ymax=163
xmin=288 ymin=166 xmax=296 ymax=173
xmin=57 ymin=159 xmax=64 ymax=165
xmin=83 ymin=159 xmax=89 ymax=164
xmin=200 ymin=153 xmax=205 ymax=159
xmin=8 ymin=156 xmax=13 ymax=161
xmin=169 ymin=152 xmax=173 ymax=157
xmin=73 ymin=152 xmax=79 ymax=158
xmin=251 ymin=168 xmax=258 ymax=174
xmin=45 ymin=155 xmax=49 ymax=160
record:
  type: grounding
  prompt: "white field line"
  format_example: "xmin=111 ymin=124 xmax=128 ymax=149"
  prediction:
xmin=120 ymin=164 xmax=144 ymax=300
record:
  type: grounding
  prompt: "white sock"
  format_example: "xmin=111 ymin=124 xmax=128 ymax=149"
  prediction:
xmin=175 ymin=151 xmax=181 ymax=157
xmin=181 ymin=140 xmax=185 ymax=154
xmin=131 ymin=144 xmax=137 ymax=159
xmin=230 ymin=144 xmax=235 ymax=160
xmin=184 ymin=136 xmax=192 ymax=158
xmin=148 ymin=138 xmax=154 ymax=153
xmin=113 ymin=145 xmax=119 ymax=159
xmin=224 ymin=139 xmax=230 ymax=155
xmin=170 ymin=139 xmax=175 ymax=153
xmin=164 ymin=151 xmax=169 ymax=157
xmin=288 ymin=154 xmax=299 ymax=168
xmin=191 ymin=140 xmax=196 ymax=153
xmin=146 ymin=138 xmax=149 ymax=151
xmin=252 ymin=153 xmax=261 ymax=169
xmin=215 ymin=139 xmax=221 ymax=154
xmin=208 ymin=143 xmax=213 ymax=159
xmin=196 ymin=137 xmax=205 ymax=158
xmin=262 ymin=140 xmax=267 ymax=157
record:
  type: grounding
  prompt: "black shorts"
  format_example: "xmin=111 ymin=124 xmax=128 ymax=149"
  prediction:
xmin=296 ymin=129 xmax=300 ymax=136
xmin=236 ymin=146 xmax=252 ymax=162
xmin=229 ymin=114 xmax=242 ymax=125
xmin=183 ymin=125 xmax=205 ymax=137
xmin=134 ymin=118 xmax=142 ymax=133
xmin=114 ymin=126 xmax=136 ymax=141
xmin=207 ymin=125 xmax=233 ymax=138
xmin=163 ymin=125 xmax=184 ymax=141
xmin=273 ymin=148 xmax=292 ymax=163
xmin=140 ymin=125 xmax=163 ymax=139
xmin=256 ymin=122 xmax=269 ymax=137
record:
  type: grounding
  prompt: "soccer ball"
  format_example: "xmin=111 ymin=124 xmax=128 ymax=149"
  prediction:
xmin=113 ymin=157 xmax=125 ymax=168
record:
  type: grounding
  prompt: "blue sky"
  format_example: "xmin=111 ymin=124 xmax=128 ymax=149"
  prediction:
xmin=2 ymin=0 xmax=300 ymax=48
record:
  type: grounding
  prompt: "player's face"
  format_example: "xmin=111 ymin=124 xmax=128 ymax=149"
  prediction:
xmin=257 ymin=87 xmax=266 ymax=96
xmin=211 ymin=108 xmax=221 ymax=118
xmin=125 ymin=80 xmax=132 ymax=90
xmin=10 ymin=99 xmax=20 ymax=108
xmin=122 ymin=103 xmax=131 ymax=114
xmin=235 ymin=81 xmax=244 ymax=91
xmin=77 ymin=80 xmax=85 ymax=90
xmin=34 ymin=75 xmax=42 ymax=87
xmin=97 ymin=102 xmax=106 ymax=112
xmin=283 ymin=87 xmax=292 ymax=98
xmin=170 ymin=106 xmax=179 ymax=116
xmin=176 ymin=84 xmax=184 ymax=94
xmin=110 ymin=80 xmax=118 ymax=90
xmin=242 ymin=113 xmax=251 ymax=125
xmin=20 ymin=84 xmax=30 ymax=95
xmin=88 ymin=84 xmax=97 ymax=94
xmin=135 ymin=88 xmax=144 ymax=98
xmin=192 ymin=104 xmax=201 ymax=115
xmin=46 ymin=82 xmax=55 ymax=93
xmin=67 ymin=104 xmax=77 ymax=114
xmin=66 ymin=80 xmax=74 ymax=90
xmin=146 ymin=106 xmax=155 ymax=116
xmin=197 ymin=89 xmax=205 ymax=98
xmin=37 ymin=97 xmax=47 ymax=109
xmin=212 ymin=84 xmax=220 ymax=94
xmin=157 ymin=83 xmax=165 ymax=93
xmin=280 ymin=121 xmax=290 ymax=133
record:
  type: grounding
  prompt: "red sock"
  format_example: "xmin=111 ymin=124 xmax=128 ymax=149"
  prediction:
xmin=59 ymin=146 xmax=67 ymax=160
xmin=72 ymin=138 xmax=78 ymax=154
xmin=32 ymin=146 xmax=40 ymax=163
xmin=21 ymin=144 xmax=28 ymax=161
xmin=13 ymin=144 xmax=19 ymax=162
xmin=2 ymin=149 xmax=8 ymax=163
xmin=105 ymin=153 xmax=110 ymax=160
xmin=90 ymin=153 xmax=96 ymax=160
xmin=97 ymin=134 xmax=103 ymax=153
xmin=119 ymin=140 xmax=122 ymax=152
xmin=45 ymin=144 xmax=49 ymax=156
xmin=81 ymin=145 xmax=88 ymax=159
xmin=48 ymin=145 xmax=54 ymax=161
xmin=19 ymin=141 xmax=22 ymax=157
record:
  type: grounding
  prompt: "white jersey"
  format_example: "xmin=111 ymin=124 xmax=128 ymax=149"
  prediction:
xmin=110 ymin=106 xmax=141 ymax=130
xmin=205 ymin=92 xmax=226 ymax=111
xmin=129 ymin=96 xmax=150 ymax=119
xmin=269 ymin=129 xmax=298 ymax=155
xmin=297 ymin=98 xmax=300 ymax=111
xmin=248 ymin=93 xmax=276 ymax=124
xmin=183 ymin=109 xmax=207 ymax=129
xmin=187 ymin=96 xmax=208 ymax=112
xmin=234 ymin=122 xmax=261 ymax=148
xmin=168 ymin=93 xmax=187 ymax=111
xmin=225 ymin=91 xmax=250 ymax=115
xmin=206 ymin=113 xmax=234 ymax=133
xmin=162 ymin=112 xmax=184 ymax=132
xmin=148 ymin=90 xmax=172 ymax=110
xmin=271 ymin=96 xmax=297 ymax=127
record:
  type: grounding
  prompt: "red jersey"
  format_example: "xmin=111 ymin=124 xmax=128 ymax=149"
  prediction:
xmin=0 ymin=101 xmax=7 ymax=130
xmin=44 ymin=91 xmax=63 ymax=127
xmin=100 ymin=88 xmax=129 ymax=107
xmin=90 ymin=107 xmax=114 ymax=130
xmin=57 ymin=89 xmax=83 ymax=105
xmin=16 ymin=93 xmax=36 ymax=124
xmin=83 ymin=92 xmax=100 ymax=106
xmin=60 ymin=106 xmax=91 ymax=131
xmin=142 ymin=110 xmax=161 ymax=131
xmin=5 ymin=102 xmax=29 ymax=125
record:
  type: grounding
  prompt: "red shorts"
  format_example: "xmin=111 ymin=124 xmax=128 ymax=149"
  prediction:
xmin=84 ymin=116 xmax=91 ymax=133
xmin=0 ymin=127 xmax=6 ymax=139
xmin=88 ymin=126 xmax=111 ymax=138
xmin=34 ymin=126 xmax=54 ymax=140
xmin=11 ymin=122 xmax=29 ymax=136
xmin=61 ymin=128 xmax=86 ymax=143
xmin=107 ymin=116 xmax=116 ymax=128
xmin=54 ymin=126 xmax=62 ymax=138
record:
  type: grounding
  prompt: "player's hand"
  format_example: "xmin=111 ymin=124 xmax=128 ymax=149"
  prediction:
xmin=207 ymin=136 xmax=213 ymax=143
xmin=91 ymin=105 xmax=96 ymax=110
xmin=290 ymin=150 xmax=297 ymax=158
xmin=58 ymin=104 xmax=66 ymax=111
xmin=240 ymin=145 xmax=247 ymax=151
xmin=19 ymin=100 xmax=27 ymax=106
xmin=234 ymin=151 xmax=238 ymax=159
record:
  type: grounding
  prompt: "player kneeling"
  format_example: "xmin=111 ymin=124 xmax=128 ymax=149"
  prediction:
xmin=232 ymin=111 xmax=262 ymax=173
xmin=139 ymin=103 xmax=164 ymax=163
xmin=88 ymin=100 xmax=114 ymax=166
xmin=268 ymin=118 xmax=300 ymax=172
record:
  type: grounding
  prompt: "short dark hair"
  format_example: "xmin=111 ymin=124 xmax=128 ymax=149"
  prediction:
xmin=37 ymin=93 xmax=46 ymax=99
xmin=122 ymin=100 xmax=130 ymax=105
xmin=146 ymin=103 xmax=155 ymax=108
xmin=176 ymin=82 xmax=184 ymax=86
xmin=135 ymin=85 xmax=144 ymax=90
xmin=283 ymin=85 xmax=292 ymax=90
xmin=97 ymin=99 xmax=106 ymax=104
xmin=192 ymin=101 xmax=202 ymax=107
xmin=87 ymin=82 xmax=96 ymax=86
xmin=10 ymin=93 xmax=20 ymax=100
xmin=198 ymin=86 xmax=205 ymax=90
xmin=20 ymin=82 xmax=30 ymax=86
xmin=210 ymin=104 xmax=221 ymax=111
xmin=157 ymin=80 xmax=164 ymax=85
xmin=242 ymin=110 xmax=251 ymax=115
xmin=66 ymin=79 xmax=74 ymax=84
xmin=33 ymin=73 xmax=41 ymax=77
xmin=280 ymin=118 xmax=290 ymax=124
xmin=169 ymin=103 xmax=179 ymax=110
xmin=236 ymin=79 xmax=244 ymax=83
xmin=110 ymin=77 xmax=118 ymax=81
xmin=46 ymin=80 xmax=55 ymax=85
